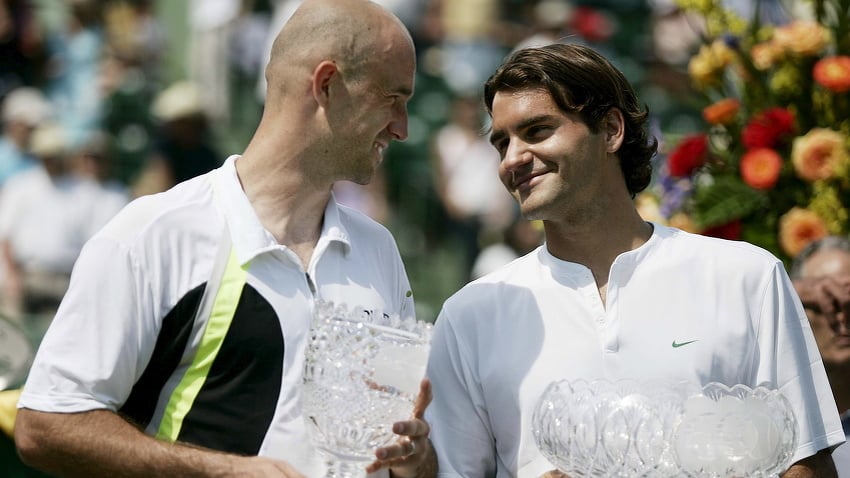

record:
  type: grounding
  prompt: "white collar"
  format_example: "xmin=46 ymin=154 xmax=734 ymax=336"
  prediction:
xmin=210 ymin=155 xmax=351 ymax=266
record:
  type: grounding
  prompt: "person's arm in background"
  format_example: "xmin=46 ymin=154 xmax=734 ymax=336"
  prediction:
xmin=15 ymin=408 xmax=307 ymax=477
xmin=0 ymin=238 xmax=23 ymax=317
xmin=782 ymin=449 xmax=837 ymax=477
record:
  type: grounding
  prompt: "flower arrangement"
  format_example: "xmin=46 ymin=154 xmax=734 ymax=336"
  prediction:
xmin=642 ymin=0 xmax=850 ymax=263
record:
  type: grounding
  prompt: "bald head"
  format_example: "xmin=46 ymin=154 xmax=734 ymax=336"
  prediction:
xmin=265 ymin=0 xmax=412 ymax=101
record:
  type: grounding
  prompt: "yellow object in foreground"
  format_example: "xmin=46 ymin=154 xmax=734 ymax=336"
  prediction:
xmin=0 ymin=389 xmax=22 ymax=438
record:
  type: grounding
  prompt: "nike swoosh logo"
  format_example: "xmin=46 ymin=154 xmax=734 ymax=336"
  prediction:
xmin=671 ymin=339 xmax=698 ymax=348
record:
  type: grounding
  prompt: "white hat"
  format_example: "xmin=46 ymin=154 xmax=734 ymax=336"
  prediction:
xmin=2 ymin=87 xmax=53 ymax=126
xmin=152 ymin=81 xmax=205 ymax=122
xmin=29 ymin=122 xmax=67 ymax=158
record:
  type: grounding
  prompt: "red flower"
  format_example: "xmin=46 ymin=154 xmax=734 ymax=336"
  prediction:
xmin=813 ymin=56 xmax=850 ymax=93
xmin=702 ymin=220 xmax=742 ymax=240
xmin=741 ymin=108 xmax=796 ymax=149
xmin=570 ymin=7 xmax=616 ymax=42
xmin=667 ymin=134 xmax=708 ymax=177
xmin=740 ymin=148 xmax=782 ymax=190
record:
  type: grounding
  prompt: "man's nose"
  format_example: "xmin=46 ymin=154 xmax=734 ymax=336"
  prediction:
xmin=388 ymin=104 xmax=408 ymax=141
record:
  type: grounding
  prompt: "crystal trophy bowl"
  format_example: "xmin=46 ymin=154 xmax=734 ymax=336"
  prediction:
xmin=673 ymin=382 xmax=798 ymax=478
xmin=302 ymin=301 xmax=432 ymax=478
xmin=532 ymin=379 xmax=798 ymax=478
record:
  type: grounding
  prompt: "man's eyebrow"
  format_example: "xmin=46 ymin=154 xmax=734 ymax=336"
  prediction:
xmin=488 ymin=114 xmax=557 ymax=147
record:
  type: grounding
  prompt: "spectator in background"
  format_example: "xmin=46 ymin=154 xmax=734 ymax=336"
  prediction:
xmin=102 ymin=0 xmax=165 ymax=87
xmin=132 ymin=80 xmax=220 ymax=197
xmin=69 ymin=130 xmax=130 ymax=224
xmin=791 ymin=236 xmax=850 ymax=477
xmin=187 ymin=0 xmax=240 ymax=125
xmin=96 ymin=45 xmax=155 ymax=188
xmin=431 ymin=94 xmax=514 ymax=276
xmin=0 ymin=0 xmax=47 ymax=99
xmin=436 ymin=0 xmax=507 ymax=96
xmin=512 ymin=0 xmax=574 ymax=52
xmin=0 ymin=86 xmax=52 ymax=186
xmin=471 ymin=216 xmax=544 ymax=280
xmin=0 ymin=122 xmax=126 ymax=322
xmin=44 ymin=0 xmax=104 ymax=148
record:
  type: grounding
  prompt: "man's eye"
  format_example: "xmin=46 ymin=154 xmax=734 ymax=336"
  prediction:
xmin=527 ymin=125 xmax=550 ymax=138
xmin=494 ymin=141 xmax=508 ymax=158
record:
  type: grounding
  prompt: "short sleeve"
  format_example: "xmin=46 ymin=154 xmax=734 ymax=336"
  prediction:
xmin=18 ymin=235 xmax=157 ymax=413
xmin=425 ymin=306 xmax=497 ymax=477
xmin=755 ymin=262 xmax=846 ymax=463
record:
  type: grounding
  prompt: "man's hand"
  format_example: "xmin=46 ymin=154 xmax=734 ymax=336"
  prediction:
xmin=366 ymin=378 xmax=436 ymax=478
xmin=794 ymin=275 xmax=850 ymax=329
xmin=540 ymin=471 xmax=570 ymax=477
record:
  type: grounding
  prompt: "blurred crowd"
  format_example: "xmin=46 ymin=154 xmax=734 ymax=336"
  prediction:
xmin=0 ymin=0 xmax=719 ymax=325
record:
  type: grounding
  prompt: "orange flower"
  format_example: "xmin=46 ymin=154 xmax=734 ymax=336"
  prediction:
xmin=791 ymin=128 xmax=849 ymax=181
xmin=773 ymin=21 xmax=831 ymax=56
xmin=750 ymin=41 xmax=783 ymax=70
xmin=813 ymin=56 xmax=850 ymax=93
xmin=779 ymin=207 xmax=828 ymax=257
xmin=702 ymin=98 xmax=740 ymax=125
xmin=740 ymin=148 xmax=782 ymax=190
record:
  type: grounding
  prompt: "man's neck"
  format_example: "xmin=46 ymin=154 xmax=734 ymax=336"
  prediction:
xmin=544 ymin=212 xmax=653 ymax=279
xmin=235 ymin=152 xmax=332 ymax=268
xmin=543 ymin=210 xmax=652 ymax=305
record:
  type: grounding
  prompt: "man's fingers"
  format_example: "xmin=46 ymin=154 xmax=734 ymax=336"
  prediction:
xmin=412 ymin=378 xmax=432 ymax=418
xmin=392 ymin=417 xmax=429 ymax=438
xmin=365 ymin=380 xmax=432 ymax=474
xmin=368 ymin=437 xmax=419 ymax=471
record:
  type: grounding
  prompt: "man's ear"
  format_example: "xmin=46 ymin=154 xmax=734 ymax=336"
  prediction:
xmin=605 ymin=108 xmax=625 ymax=153
xmin=312 ymin=60 xmax=338 ymax=107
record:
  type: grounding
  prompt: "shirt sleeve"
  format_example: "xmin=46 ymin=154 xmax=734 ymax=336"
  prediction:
xmin=755 ymin=261 xmax=846 ymax=463
xmin=425 ymin=305 xmax=498 ymax=478
xmin=17 ymin=234 xmax=156 ymax=413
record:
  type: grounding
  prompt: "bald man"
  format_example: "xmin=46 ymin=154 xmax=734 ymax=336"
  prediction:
xmin=13 ymin=1 xmax=437 ymax=476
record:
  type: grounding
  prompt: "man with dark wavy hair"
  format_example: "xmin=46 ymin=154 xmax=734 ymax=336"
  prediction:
xmin=425 ymin=43 xmax=843 ymax=477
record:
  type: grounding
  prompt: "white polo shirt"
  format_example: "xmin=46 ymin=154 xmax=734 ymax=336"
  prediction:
xmin=425 ymin=224 xmax=845 ymax=477
xmin=19 ymin=155 xmax=414 ymax=475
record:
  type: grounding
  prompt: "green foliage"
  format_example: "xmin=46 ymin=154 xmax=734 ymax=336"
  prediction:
xmin=692 ymin=176 xmax=768 ymax=228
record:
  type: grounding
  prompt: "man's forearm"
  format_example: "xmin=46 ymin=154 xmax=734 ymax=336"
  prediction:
xmin=781 ymin=449 xmax=838 ymax=478
xmin=15 ymin=408 xmax=244 ymax=477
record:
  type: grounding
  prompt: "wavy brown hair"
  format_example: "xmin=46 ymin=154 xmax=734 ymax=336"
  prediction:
xmin=484 ymin=43 xmax=657 ymax=196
